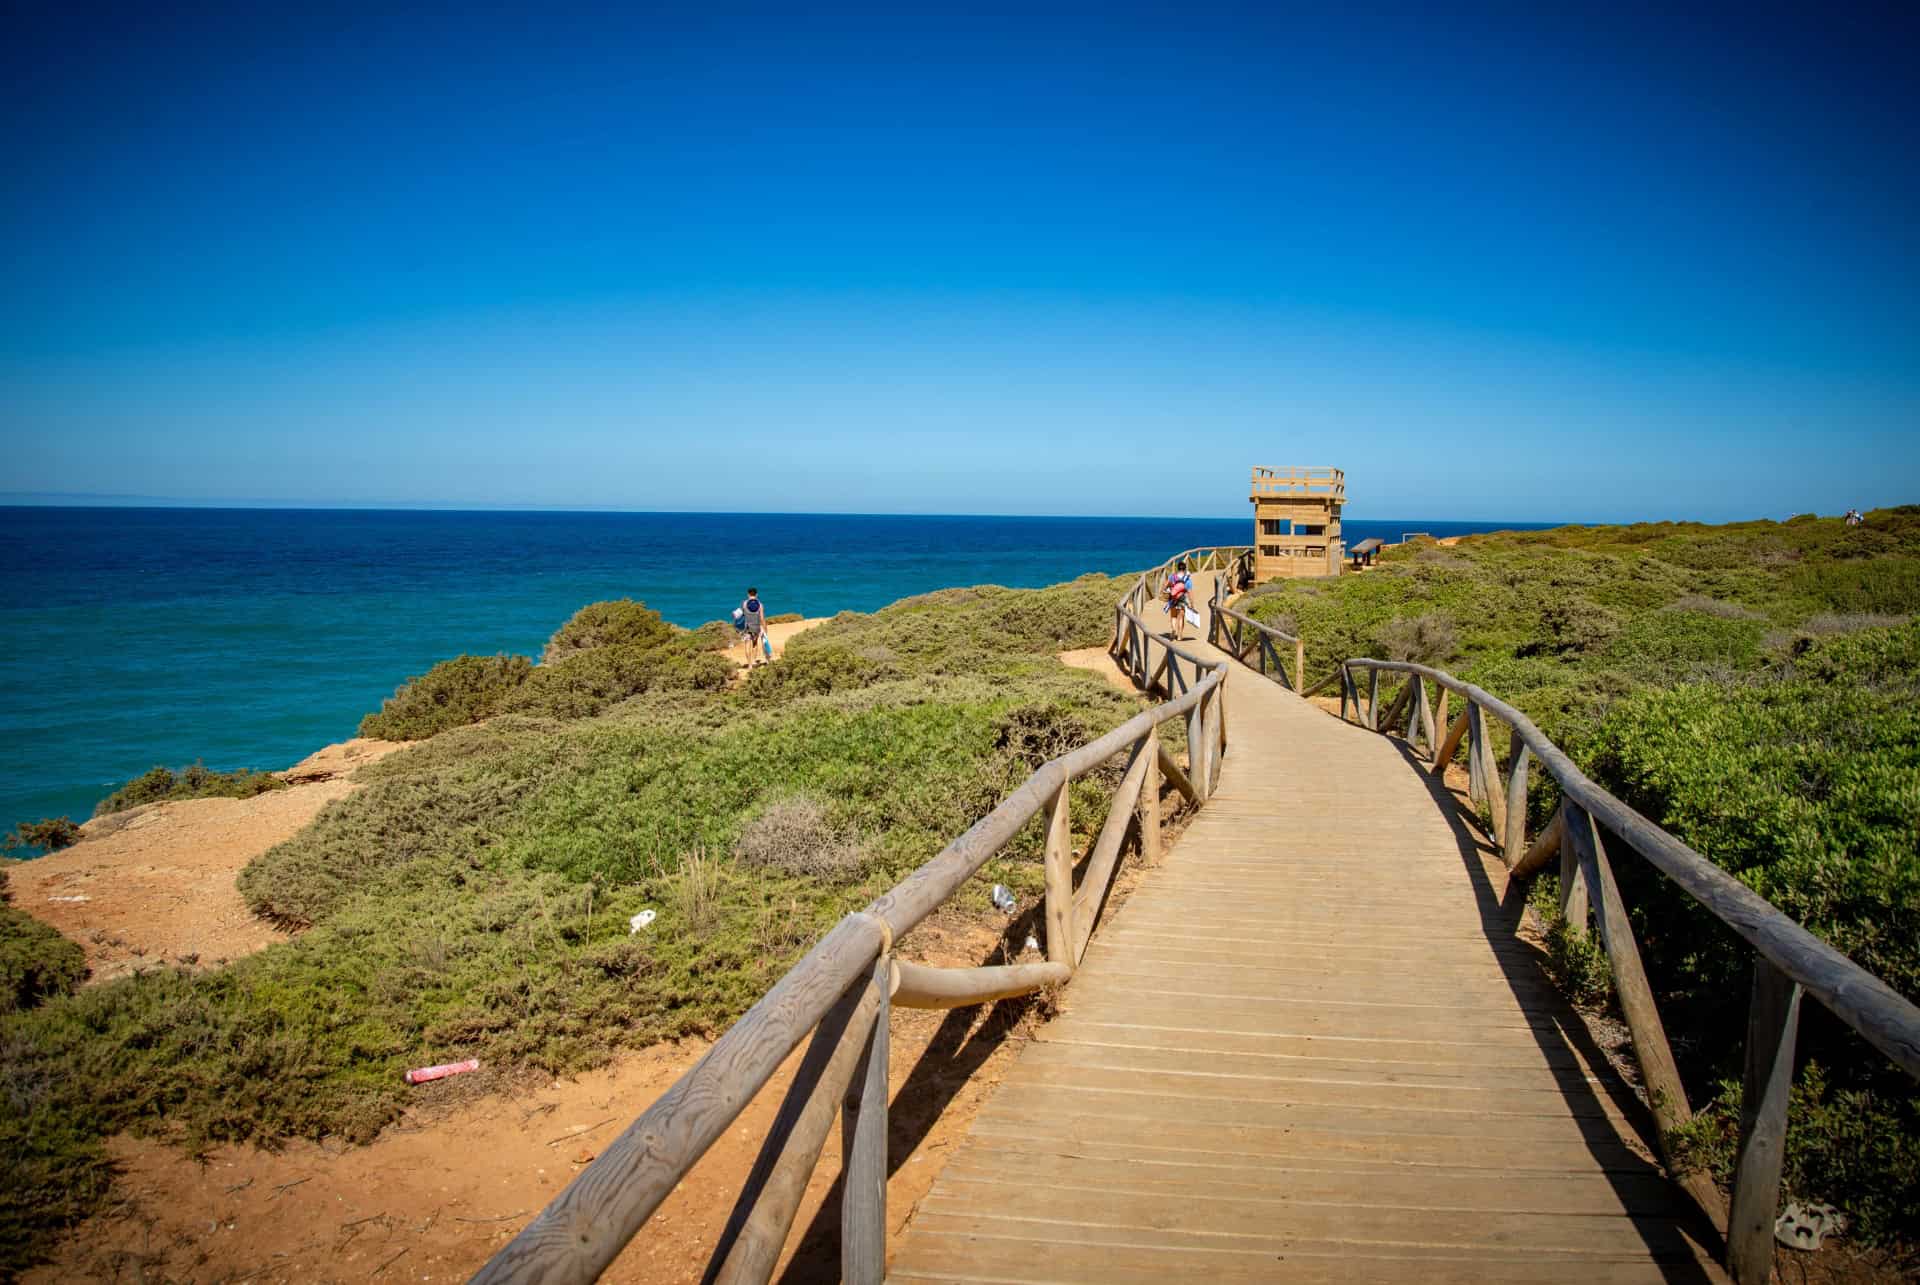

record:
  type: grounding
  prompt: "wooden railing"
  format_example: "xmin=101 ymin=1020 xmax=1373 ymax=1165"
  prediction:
xmin=1333 ymin=658 xmax=1920 ymax=1285
xmin=1210 ymin=600 xmax=1304 ymax=692
xmin=473 ymin=555 xmax=1230 ymax=1285
xmin=1249 ymin=465 xmax=1345 ymax=500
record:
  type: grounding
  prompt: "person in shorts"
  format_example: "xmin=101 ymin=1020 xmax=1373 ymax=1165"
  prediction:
xmin=739 ymin=588 xmax=768 ymax=664
xmin=1164 ymin=561 xmax=1193 ymax=641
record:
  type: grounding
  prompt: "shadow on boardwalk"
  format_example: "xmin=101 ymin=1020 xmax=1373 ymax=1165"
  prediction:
xmin=1392 ymin=736 xmax=1725 ymax=1280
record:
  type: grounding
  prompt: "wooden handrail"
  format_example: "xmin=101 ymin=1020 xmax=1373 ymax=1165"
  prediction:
xmin=1210 ymin=600 xmax=1304 ymax=693
xmin=475 ymin=555 xmax=1231 ymax=1285
xmin=1336 ymin=656 xmax=1920 ymax=1285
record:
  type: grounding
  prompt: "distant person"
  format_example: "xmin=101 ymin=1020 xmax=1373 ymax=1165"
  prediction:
xmin=1846 ymin=508 xmax=1865 ymax=527
xmin=1164 ymin=561 xmax=1193 ymax=641
xmin=739 ymin=588 xmax=768 ymax=664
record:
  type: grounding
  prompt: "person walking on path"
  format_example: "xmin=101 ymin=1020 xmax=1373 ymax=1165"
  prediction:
xmin=1164 ymin=561 xmax=1194 ymax=642
xmin=738 ymin=588 xmax=769 ymax=665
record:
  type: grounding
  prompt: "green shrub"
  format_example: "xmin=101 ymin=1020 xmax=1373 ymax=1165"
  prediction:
xmin=1 ymin=866 xmax=87 ymax=1013
xmin=506 ymin=641 xmax=733 ymax=721
xmin=94 ymin=763 xmax=288 ymax=817
xmin=358 ymin=653 xmax=533 ymax=740
xmin=1668 ymin=1063 xmax=1920 ymax=1245
xmin=741 ymin=644 xmax=900 ymax=703
xmin=3 ymin=819 xmax=82 ymax=853
xmin=1371 ymin=612 xmax=1459 ymax=666
xmin=542 ymin=599 xmax=675 ymax=664
xmin=1525 ymin=874 xmax=1611 ymax=1007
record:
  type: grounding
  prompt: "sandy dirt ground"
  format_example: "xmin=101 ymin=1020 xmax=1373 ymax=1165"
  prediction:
xmin=7 ymin=739 xmax=408 ymax=983
xmin=1054 ymin=646 xmax=1135 ymax=694
xmin=727 ymin=617 xmax=829 ymax=673
xmin=26 ymin=911 xmax=1055 ymax=1285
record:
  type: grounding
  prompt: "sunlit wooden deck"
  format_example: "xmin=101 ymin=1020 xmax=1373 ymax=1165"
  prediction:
xmin=889 ymin=613 xmax=1723 ymax=1283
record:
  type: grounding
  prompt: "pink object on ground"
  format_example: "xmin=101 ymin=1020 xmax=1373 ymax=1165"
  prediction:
xmin=405 ymin=1058 xmax=480 ymax=1085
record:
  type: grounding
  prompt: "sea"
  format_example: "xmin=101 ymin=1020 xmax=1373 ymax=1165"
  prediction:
xmin=0 ymin=508 xmax=1554 ymax=839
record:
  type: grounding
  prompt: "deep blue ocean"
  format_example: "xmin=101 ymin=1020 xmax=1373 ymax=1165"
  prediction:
xmin=0 ymin=508 xmax=1552 ymax=837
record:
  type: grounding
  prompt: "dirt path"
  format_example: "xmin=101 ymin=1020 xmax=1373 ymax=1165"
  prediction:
xmin=7 ymin=738 xmax=407 ymax=982
xmin=726 ymin=616 xmax=831 ymax=674
xmin=28 ymin=913 xmax=1045 ymax=1285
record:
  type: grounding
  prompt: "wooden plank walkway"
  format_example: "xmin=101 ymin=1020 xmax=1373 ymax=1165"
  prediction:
xmin=889 ymin=600 xmax=1724 ymax=1282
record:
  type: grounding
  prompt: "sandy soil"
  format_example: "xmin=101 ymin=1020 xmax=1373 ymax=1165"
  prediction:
xmin=1054 ymin=646 xmax=1135 ymax=694
xmin=8 ymin=738 xmax=408 ymax=982
xmin=27 ymin=910 xmax=1049 ymax=1285
xmin=728 ymin=617 xmax=829 ymax=672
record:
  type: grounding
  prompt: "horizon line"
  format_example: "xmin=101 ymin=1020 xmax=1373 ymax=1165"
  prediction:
xmin=0 ymin=496 xmax=1610 ymax=526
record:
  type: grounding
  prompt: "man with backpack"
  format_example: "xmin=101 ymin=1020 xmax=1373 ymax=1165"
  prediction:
xmin=1164 ymin=561 xmax=1194 ymax=641
xmin=737 ymin=588 xmax=769 ymax=665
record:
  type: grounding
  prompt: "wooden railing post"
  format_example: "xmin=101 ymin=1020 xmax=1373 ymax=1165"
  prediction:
xmin=1294 ymin=637 xmax=1305 ymax=693
xmin=1728 ymin=956 xmax=1802 ymax=1285
xmin=840 ymin=953 xmax=891 ymax=1285
xmin=1186 ymin=697 xmax=1208 ymax=802
xmin=1466 ymin=701 xmax=1487 ymax=803
xmin=1139 ymin=731 xmax=1162 ymax=864
xmin=1216 ymin=671 xmax=1229 ymax=759
xmin=1563 ymin=803 xmax=1721 ymax=1223
xmin=1366 ymin=668 xmax=1380 ymax=730
xmin=1558 ymin=816 xmax=1590 ymax=930
xmin=1503 ymin=743 xmax=1532 ymax=868
xmin=1043 ymin=786 xmax=1075 ymax=967
xmin=706 ymin=974 xmax=883 ymax=1284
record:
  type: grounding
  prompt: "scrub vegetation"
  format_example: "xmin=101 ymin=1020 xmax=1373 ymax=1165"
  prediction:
xmin=94 ymin=762 xmax=289 ymax=816
xmin=0 ymin=573 xmax=1143 ymax=1269
xmin=1245 ymin=507 xmax=1920 ymax=1242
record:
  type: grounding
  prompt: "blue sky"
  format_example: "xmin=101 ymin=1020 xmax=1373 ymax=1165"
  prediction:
xmin=3 ymin=1 xmax=1916 ymax=521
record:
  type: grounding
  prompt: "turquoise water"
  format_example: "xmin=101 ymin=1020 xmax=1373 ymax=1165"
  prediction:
xmin=0 ymin=508 xmax=1547 ymax=836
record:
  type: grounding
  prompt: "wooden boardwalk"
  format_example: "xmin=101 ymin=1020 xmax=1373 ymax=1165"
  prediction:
xmin=889 ymin=609 xmax=1723 ymax=1282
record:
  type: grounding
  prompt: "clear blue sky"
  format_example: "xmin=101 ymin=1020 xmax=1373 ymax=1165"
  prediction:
xmin=3 ymin=1 xmax=1916 ymax=521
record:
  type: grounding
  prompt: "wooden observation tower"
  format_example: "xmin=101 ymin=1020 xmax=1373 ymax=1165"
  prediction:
xmin=1250 ymin=465 xmax=1345 ymax=579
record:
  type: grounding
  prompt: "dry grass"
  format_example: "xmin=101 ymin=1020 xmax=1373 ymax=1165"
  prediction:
xmin=731 ymin=795 xmax=872 ymax=879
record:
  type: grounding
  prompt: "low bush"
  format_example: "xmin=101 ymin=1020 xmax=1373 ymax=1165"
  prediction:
xmin=1669 ymin=1063 xmax=1920 ymax=1245
xmin=0 ymin=866 xmax=87 ymax=1014
xmin=1371 ymin=611 xmax=1458 ymax=666
xmin=95 ymin=763 xmax=288 ymax=816
xmin=3 ymin=819 xmax=82 ymax=853
xmin=1525 ymin=874 xmax=1611 ymax=1007
xmin=505 ymin=642 xmax=733 ymax=721
xmin=732 ymin=795 xmax=870 ymax=879
xmin=542 ymin=599 xmax=675 ymax=664
xmin=357 ymin=653 xmax=533 ymax=740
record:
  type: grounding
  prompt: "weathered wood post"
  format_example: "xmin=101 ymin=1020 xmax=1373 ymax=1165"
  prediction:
xmin=1043 ymin=785 xmax=1075 ymax=966
xmin=1466 ymin=701 xmax=1487 ymax=804
xmin=1138 ymin=732 xmax=1161 ymax=865
xmin=705 ymin=974 xmax=883 ymax=1284
xmin=1429 ymin=688 xmax=1452 ymax=769
xmin=1294 ymin=637 xmax=1305 ymax=693
xmin=1503 ymin=743 xmax=1532 ymax=868
xmin=1728 ymin=957 xmax=1802 ymax=1284
xmin=1562 ymin=803 xmax=1719 ymax=1223
xmin=840 ymin=953 xmax=891 ymax=1285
